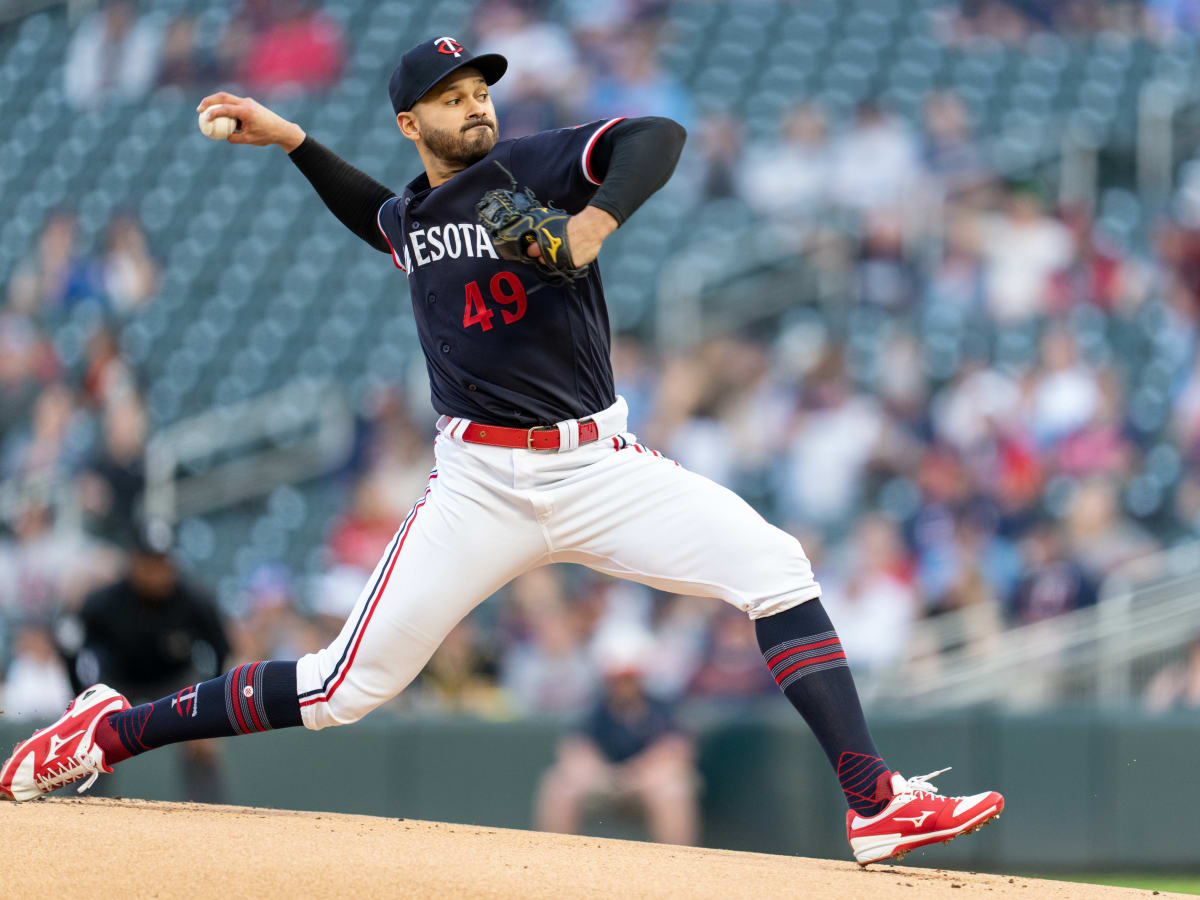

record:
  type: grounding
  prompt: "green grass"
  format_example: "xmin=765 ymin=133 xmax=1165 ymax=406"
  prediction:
xmin=1041 ymin=873 xmax=1200 ymax=895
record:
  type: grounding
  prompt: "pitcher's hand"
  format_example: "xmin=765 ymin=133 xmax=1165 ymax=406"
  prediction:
xmin=197 ymin=92 xmax=306 ymax=152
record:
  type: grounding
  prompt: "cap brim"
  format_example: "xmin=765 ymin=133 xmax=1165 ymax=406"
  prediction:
xmin=467 ymin=53 xmax=507 ymax=86
xmin=410 ymin=53 xmax=508 ymax=109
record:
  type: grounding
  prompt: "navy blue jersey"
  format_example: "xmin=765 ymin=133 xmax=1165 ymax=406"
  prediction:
xmin=377 ymin=118 xmax=627 ymax=427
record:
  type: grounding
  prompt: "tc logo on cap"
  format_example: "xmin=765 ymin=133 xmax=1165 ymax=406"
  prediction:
xmin=435 ymin=37 xmax=464 ymax=57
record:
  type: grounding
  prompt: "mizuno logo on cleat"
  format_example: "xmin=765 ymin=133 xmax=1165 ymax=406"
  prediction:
xmin=45 ymin=730 xmax=85 ymax=764
xmin=894 ymin=811 xmax=933 ymax=828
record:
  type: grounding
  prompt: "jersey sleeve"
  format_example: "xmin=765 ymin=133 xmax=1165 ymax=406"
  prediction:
xmin=505 ymin=118 xmax=627 ymax=214
xmin=376 ymin=196 xmax=408 ymax=272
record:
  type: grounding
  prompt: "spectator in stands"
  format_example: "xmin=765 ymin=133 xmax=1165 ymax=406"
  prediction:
xmin=856 ymin=212 xmax=919 ymax=310
xmin=67 ymin=523 xmax=230 ymax=801
xmin=583 ymin=30 xmax=690 ymax=125
xmin=1146 ymin=0 xmax=1200 ymax=36
xmin=157 ymin=15 xmax=222 ymax=91
xmin=830 ymin=99 xmax=921 ymax=214
xmin=921 ymin=90 xmax=987 ymax=189
xmin=228 ymin=564 xmax=321 ymax=662
xmin=778 ymin=359 xmax=886 ymax=530
xmin=1048 ymin=208 xmax=1134 ymax=314
xmin=739 ymin=103 xmax=832 ymax=229
xmin=0 ymin=314 xmax=58 ymax=441
xmin=686 ymin=604 xmax=776 ymax=701
xmin=932 ymin=362 xmax=1022 ymax=453
xmin=501 ymin=569 xmax=597 ymax=717
xmin=101 ymin=214 xmax=160 ymax=315
xmin=940 ymin=1 xmax=1036 ymax=45
xmin=356 ymin=390 xmax=435 ymax=519
xmin=3 ymin=383 xmax=87 ymax=482
xmin=696 ymin=112 xmax=743 ymax=203
xmin=925 ymin=209 xmax=987 ymax=314
xmin=1008 ymin=518 xmax=1097 ymax=624
xmin=476 ymin=0 xmax=581 ymax=133
xmin=1055 ymin=370 xmax=1134 ymax=477
xmin=7 ymin=211 xmax=104 ymax=313
xmin=78 ymin=394 xmax=148 ymax=548
xmin=1 ymin=623 xmax=74 ymax=721
xmin=64 ymin=0 xmax=160 ymax=109
xmin=981 ymin=184 xmax=1075 ymax=322
xmin=1065 ymin=477 xmax=1159 ymax=581
xmin=0 ymin=499 xmax=104 ymax=626
xmin=1144 ymin=635 xmax=1200 ymax=710
xmin=609 ymin=335 xmax=657 ymax=435
xmin=536 ymin=625 xmax=699 ymax=845
xmin=314 ymin=477 xmax=404 ymax=628
xmin=416 ymin=619 xmax=506 ymax=717
xmin=239 ymin=0 xmax=344 ymax=95
xmin=821 ymin=514 xmax=918 ymax=672
xmin=80 ymin=325 xmax=136 ymax=410
xmin=1028 ymin=324 xmax=1101 ymax=449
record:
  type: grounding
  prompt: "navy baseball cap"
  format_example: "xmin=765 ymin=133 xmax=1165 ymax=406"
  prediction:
xmin=389 ymin=36 xmax=507 ymax=114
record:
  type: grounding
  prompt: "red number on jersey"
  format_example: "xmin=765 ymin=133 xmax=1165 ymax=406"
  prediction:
xmin=462 ymin=280 xmax=495 ymax=332
xmin=490 ymin=271 xmax=527 ymax=325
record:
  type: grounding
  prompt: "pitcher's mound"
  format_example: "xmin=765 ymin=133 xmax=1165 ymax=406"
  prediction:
xmin=0 ymin=797 xmax=1175 ymax=898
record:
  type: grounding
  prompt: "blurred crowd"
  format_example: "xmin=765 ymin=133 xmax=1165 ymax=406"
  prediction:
xmin=5 ymin=0 xmax=1200 ymax=744
xmin=64 ymin=0 xmax=344 ymax=109
xmin=941 ymin=0 xmax=1200 ymax=44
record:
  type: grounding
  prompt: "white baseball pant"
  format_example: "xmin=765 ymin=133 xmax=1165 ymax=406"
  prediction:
xmin=296 ymin=397 xmax=821 ymax=729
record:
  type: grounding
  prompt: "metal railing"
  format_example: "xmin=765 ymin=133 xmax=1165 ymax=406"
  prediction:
xmin=144 ymin=378 xmax=354 ymax=524
xmin=869 ymin=542 xmax=1200 ymax=711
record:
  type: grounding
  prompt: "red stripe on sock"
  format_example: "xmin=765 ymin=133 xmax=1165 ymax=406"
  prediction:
xmin=774 ymin=651 xmax=847 ymax=684
xmin=767 ymin=637 xmax=842 ymax=670
xmin=229 ymin=665 xmax=250 ymax=734
xmin=243 ymin=662 xmax=265 ymax=733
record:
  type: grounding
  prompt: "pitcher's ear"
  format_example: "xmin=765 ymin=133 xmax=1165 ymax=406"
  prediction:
xmin=397 ymin=111 xmax=420 ymax=141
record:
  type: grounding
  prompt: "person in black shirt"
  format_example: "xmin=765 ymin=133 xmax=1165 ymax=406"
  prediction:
xmin=67 ymin=526 xmax=230 ymax=802
xmin=535 ymin=631 xmax=699 ymax=845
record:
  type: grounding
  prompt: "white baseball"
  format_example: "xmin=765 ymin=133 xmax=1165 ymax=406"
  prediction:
xmin=198 ymin=111 xmax=238 ymax=140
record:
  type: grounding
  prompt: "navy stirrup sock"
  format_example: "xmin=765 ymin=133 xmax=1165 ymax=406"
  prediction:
xmin=755 ymin=599 xmax=892 ymax=816
xmin=95 ymin=661 xmax=303 ymax=764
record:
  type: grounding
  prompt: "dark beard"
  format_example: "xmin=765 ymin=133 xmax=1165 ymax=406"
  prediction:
xmin=424 ymin=121 xmax=496 ymax=168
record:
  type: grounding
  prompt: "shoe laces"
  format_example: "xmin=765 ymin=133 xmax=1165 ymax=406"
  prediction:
xmin=33 ymin=748 xmax=105 ymax=796
xmin=897 ymin=766 xmax=951 ymax=800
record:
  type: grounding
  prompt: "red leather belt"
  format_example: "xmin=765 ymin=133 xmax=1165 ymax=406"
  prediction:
xmin=461 ymin=419 xmax=599 ymax=451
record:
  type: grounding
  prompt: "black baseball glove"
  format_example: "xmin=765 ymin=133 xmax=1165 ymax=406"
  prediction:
xmin=476 ymin=163 xmax=588 ymax=286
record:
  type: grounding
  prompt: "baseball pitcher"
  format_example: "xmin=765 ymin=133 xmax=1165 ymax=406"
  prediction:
xmin=2 ymin=37 xmax=1003 ymax=866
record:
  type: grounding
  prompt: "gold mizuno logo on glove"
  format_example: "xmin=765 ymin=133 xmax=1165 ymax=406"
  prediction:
xmin=540 ymin=228 xmax=562 ymax=262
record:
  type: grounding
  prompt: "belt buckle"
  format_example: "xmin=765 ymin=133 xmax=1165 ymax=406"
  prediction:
xmin=526 ymin=425 xmax=557 ymax=451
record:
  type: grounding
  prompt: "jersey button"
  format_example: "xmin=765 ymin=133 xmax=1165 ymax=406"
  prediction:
xmin=411 ymin=220 xmax=421 ymax=229
xmin=441 ymin=343 xmax=451 ymax=353
xmin=427 ymin=292 xmax=436 ymax=305
xmin=467 ymin=383 xmax=477 ymax=392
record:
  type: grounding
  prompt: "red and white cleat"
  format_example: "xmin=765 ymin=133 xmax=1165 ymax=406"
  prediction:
xmin=846 ymin=767 xmax=1004 ymax=866
xmin=0 ymin=685 xmax=130 ymax=802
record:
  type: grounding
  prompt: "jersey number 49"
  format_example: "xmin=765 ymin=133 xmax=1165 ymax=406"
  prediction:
xmin=463 ymin=272 xmax=527 ymax=332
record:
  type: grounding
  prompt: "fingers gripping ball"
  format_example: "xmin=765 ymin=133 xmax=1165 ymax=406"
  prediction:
xmin=198 ymin=110 xmax=238 ymax=140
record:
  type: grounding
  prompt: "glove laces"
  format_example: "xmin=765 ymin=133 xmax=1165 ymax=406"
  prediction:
xmin=898 ymin=767 xmax=951 ymax=799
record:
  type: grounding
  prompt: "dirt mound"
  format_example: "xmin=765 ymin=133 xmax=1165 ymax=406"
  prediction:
xmin=0 ymin=798 xmax=1174 ymax=898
